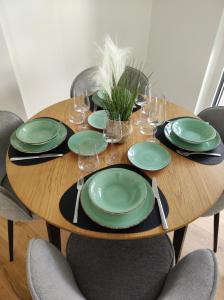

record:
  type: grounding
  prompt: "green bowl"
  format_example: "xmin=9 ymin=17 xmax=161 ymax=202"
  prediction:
xmin=81 ymin=173 xmax=155 ymax=229
xmin=88 ymin=168 xmax=147 ymax=214
xmin=16 ymin=118 xmax=60 ymax=145
xmin=172 ymin=118 xmax=216 ymax=144
xmin=164 ymin=122 xmax=221 ymax=152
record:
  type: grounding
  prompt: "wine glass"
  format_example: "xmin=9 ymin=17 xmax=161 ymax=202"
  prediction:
xmin=148 ymin=94 xmax=166 ymax=142
xmin=74 ymin=89 xmax=90 ymax=131
xmin=133 ymin=83 xmax=151 ymax=126
xmin=103 ymin=113 xmax=122 ymax=164
xmin=77 ymin=142 xmax=100 ymax=172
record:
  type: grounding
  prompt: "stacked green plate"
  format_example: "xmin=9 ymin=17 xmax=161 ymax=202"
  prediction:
xmin=11 ymin=118 xmax=67 ymax=153
xmin=81 ymin=168 xmax=155 ymax=229
xmin=164 ymin=120 xmax=221 ymax=152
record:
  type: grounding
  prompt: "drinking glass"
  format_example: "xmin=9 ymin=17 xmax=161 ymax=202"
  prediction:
xmin=139 ymin=102 xmax=154 ymax=135
xmin=74 ymin=89 xmax=90 ymax=131
xmin=133 ymin=83 xmax=151 ymax=126
xmin=77 ymin=142 xmax=100 ymax=172
xmin=69 ymin=99 xmax=83 ymax=124
xmin=103 ymin=113 xmax=122 ymax=164
xmin=148 ymin=94 xmax=166 ymax=142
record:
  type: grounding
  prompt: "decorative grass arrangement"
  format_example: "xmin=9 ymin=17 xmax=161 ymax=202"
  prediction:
xmin=95 ymin=36 xmax=151 ymax=121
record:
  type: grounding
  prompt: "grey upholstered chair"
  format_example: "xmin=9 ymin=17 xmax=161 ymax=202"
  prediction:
xmin=27 ymin=235 xmax=217 ymax=300
xmin=198 ymin=106 xmax=224 ymax=252
xmin=70 ymin=66 xmax=148 ymax=98
xmin=0 ymin=111 xmax=38 ymax=261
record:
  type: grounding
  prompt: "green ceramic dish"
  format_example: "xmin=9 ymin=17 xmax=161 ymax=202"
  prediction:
xmin=128 ymin=142 xmax=171 ymax=171
xmin=68 ymin=130 xmax=107 ymax=156
xmin=81 ymin=174 xmax=155 ymax=229
xmin=88 ymin=168 xmax=147 ymax=214
xmin=10 ymin=123 xmax=67 ymax=153
xmin=16 ymin=118 xmax=60 ymax=145
xmin=88 ymin=110 xmax=108 ymax=130
xmin=92 ymin=90 xmax=107 ymax=108
xmin=172 ymin=118 xmax=216 ymax=144
xmin=164 ymin=122 xmax=221 ymax=151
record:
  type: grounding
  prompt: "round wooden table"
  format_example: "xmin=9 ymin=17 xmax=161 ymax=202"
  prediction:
xmin=6 ymin=99 xmax=224 ymax=259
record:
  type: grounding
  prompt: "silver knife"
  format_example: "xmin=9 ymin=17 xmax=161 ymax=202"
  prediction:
xmin=152 ymin=177 xmax=169 ymax=230
xmin=10 ymin=153 xmax=63 ymax=161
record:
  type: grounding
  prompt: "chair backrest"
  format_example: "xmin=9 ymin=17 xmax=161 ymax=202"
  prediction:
xmin=70 ymin=66 xmax=148 ymax=98
xmin=198 ymin=106 xmax=224 ymax=142
xmin=67 ymin=234 xmax=174 ymax=300
xmin=0 ymin=111 xmax=23 ymax=183
xmin=70 ymin=66 xmax=99 ymax=98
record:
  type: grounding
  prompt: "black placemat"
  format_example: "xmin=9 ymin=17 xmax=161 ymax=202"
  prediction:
xmin=89 ymin=95 xmax=141 ymax=113
xmin=156 ymin=117 xmax=224 ymax=165
xmin=59 ymin=164 xmax=169 ymax=234
xmin=8 ymin=118 xmax=74 ymax=166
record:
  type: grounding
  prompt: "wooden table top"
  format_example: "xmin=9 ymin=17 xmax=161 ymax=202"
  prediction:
xmin=6 ymin=99 xmax=224 ymax=240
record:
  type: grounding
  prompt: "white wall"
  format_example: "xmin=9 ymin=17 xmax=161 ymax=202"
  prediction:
xmin=195 ymin=9 xmax=224 ymax=113
xmin=147 ymin=0 xmax=224 ymax=111
xmin=0 ymin=0 xmax=152 ymax=117
xmin=0 ymin=24 xmax=26 ymax=119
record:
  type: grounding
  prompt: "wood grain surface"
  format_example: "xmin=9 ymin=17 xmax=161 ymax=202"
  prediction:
xmin=6 ymin=99 xmax=224 ymax=239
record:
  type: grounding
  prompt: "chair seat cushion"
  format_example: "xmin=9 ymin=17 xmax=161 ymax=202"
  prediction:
xmin=66 ymin=234 xmax=174 ymax=300
xmin=1 ymin=175 xmax=32 ymax=217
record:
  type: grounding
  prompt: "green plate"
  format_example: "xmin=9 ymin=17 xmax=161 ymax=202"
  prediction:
xmin=81 ymin=173 xmax=155 ymax=229
xmin=16 ymin=118 xmax=60 ymax=145
xmin=92 ymin=90 xmax=107 ymax=108
xmin=68 ymin=130 xmax=107 ymax=156
xmin=172 ymin=118 xmax=216 ymax=144
xmin=128 ymin=142 xmax=171 ymax=171
xmin=10 ymin=123 xmax=67 ymax=153
xmin=88 ymin=168 xmax=147 ymax=214
xmin=88 ymin=110 xmax=108 ymax=130
xmin=165 ymin=122 xmax=221 ymax=151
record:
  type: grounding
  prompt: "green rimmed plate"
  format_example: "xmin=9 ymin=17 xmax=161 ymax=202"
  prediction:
xmin=10 ymin=122 xmax=67 ymax=153
xmin=68 ymin=130 xmax=107 ymax=156
xmin=88 ymin=110 xmax=108 ymax=130
xmin=172 ymin=118 xmax=216 ymax=144
xmin=128 ymin=142 xmax=171 ymax=171
xmin=16 ymin=118 xmax=60 ymax=145
xmin=81 ymin=173 xmax=155 ymax=229
xmin=164 ymin=122 xmax=221 ymax=152
xmin=92 ymin=90 xmax=107 ymax=108
xmin=88 ymin=168 xmax=147 ymax=214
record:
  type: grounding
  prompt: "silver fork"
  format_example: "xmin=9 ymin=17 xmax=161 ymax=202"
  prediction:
xmin=176 ymin=149 xmax=221 ymax=157
xmin=73 ymin=177 xmax=84 ymax=223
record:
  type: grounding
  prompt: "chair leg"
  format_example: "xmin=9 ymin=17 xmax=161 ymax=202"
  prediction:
xmin=7 ymin=220 xmax=14 ymax=262
xmin=46 ymin=222 xmax=61 ymax=251
xmin=213 ymin=213 xmax=219 ymax=253
xmin=173 ymin=226 xmax=188 ymax=263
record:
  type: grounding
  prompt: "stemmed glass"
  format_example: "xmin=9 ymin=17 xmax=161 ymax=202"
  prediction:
xmin=133 ymin=83 xmax=151 ymax=126
xmin=103 ymin=113 xmax=122 ymax=164
xmin=77 ymin=142 xmax=100 ymax=172
xmin=148 ymin=94 xmax=166 ymax=142
xmin=74 ymin=89 xmax=90 ymax=131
